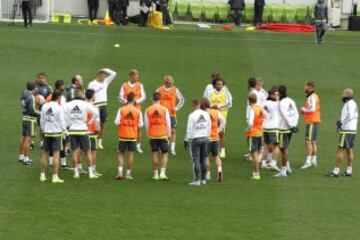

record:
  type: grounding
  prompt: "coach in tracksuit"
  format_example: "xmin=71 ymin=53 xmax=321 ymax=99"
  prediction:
xmin=228 ymin=0 xmax=245 ymax=26
xmin=66 ymin=75 xmax=83 ymax=102
xmin=39 ymin=90 xmax=67 ymax=183
xmin=185 ymin=98 xmax=211 ymax=187
xmin=88 ymin=0 xmax=99 ymax=22
xmin=329 ymin=89 xmax=359 ymax=177
xmin=314 ymin=0 xmax=328 ymax=44
xmin=254 ymin=0 xmax=265 ymax=25
xmin=21 ymin=0 xmax=33 ymax=27
xmin=19 ymin=82 xmax=40 ymax=165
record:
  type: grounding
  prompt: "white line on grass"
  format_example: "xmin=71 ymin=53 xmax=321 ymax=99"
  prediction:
xmin=1 ymin=27 xmax=360 ymax=45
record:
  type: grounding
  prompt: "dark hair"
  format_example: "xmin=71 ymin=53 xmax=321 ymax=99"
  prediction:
xmin=51 ymin=90 xmax=62 ymax=101
xmin=214 ymin=77 xmax=225 ymax=86
xmin=192 ymin=98 xmax=200 ymax=106
xmin=152 ymin=92 xmax=161 ymax=101
xmin=200 ymin=98 xmax=210 ymax=110
xmin=278 ymin=85 xmax=287 ymax=99
xmin=71 ymin=76 xmax=77 ymax=84
xmin=267 ymin=86 xmax=278 ymax=101
xmin=37 ymin=72 xmax=47 ymax=78
xmin=248 ymin=77 xmax=257 ymax=88
xmin=85 ymin=89 xmax=95 ymax=100
xmin=27 ymin=81 xmax=36 ymax=91
xmin=306 ymin=81 xmax=315 ymax=88
xmin=248 ymin=93 xmax=258 ymax=104
xmin=127 ymin=92 xmax=135 ymax=102
xmin=55 ymin=80 xmax=64 ymax=90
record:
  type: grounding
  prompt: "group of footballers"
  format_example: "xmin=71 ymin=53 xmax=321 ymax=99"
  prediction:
xmin=18 ymin=69 xmax=358 ymax=185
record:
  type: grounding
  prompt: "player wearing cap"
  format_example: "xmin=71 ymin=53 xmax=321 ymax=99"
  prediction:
xmin=300 ymin=81 xmax=321 ymax=170
xmin=329 ymin=89 xmax=358 ymax=177
xmin=156 ymin=75 xmax=185 ymax=156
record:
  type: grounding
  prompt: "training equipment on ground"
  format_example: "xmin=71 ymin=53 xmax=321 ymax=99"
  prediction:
xmin=114 ymin=44 xmax=120 ymax=48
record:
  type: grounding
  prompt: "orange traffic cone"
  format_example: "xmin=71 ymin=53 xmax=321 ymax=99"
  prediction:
xmin=104 ymin=10 xmax=114 ymax=26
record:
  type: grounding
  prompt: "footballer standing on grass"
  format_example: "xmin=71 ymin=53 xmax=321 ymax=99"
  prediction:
xmin=114 ymin=93 xmax=144 ymax=180
xmin=300 ymin=81 xmax=321 ymax=170
xmin=88 ymin=68 xmax=117 ymax=150
xmin=185 ymin=98 xmax=211 ymax=187
xmin=119 ymin=69 xmax=147 ymax=153
xmin=145 ymin=92 xmax=172 ymax=181
xmin=19 ymin=82 xmax=41 ymax=165
xmin=274 ymin=85 xmax=299 ymax=178
xmin=39 ymin=90 xmax=67 ymax=183
xmin=64 ymin=89 xmax=99 ymax=179
xmin=246 ymin=93 xmax=266 ymax=180
xmin=156 ymin=75 xmax=185 ymax=156
xmin=329 ymin=89 xmax=358 ymax=177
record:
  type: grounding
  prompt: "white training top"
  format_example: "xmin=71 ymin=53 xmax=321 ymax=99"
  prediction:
xmin=40 ymin=101 xmax=67 ymax=134
xmin=263 ymin=100 xmax=280 ymax=130
xmin=279 ymin=97 xmax=299 ymax=130
xmin=87 ymin=68 xmax=117 ymax=105
xmin=258 ymin=88 xmax=269 ymax=105
xmin=246 ymin=89 xmax=261 ymax=121
xmin=340 ymin=99 xmax=358 ymax=132
xmin=64 ymin=99 xmax=98 ymax=132
xmin=144 ymin=105 xmax=172 ymax=138
xmin=185 ymin=109 xmax=211 ymax=140
xmin=118 ymin=81 xmax=146 ymax=105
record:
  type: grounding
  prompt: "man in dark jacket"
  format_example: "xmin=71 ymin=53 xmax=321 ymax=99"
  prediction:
xmin=254 ymin=0 xmax=265 ymax=25
xmin=160 ymin=0 xmax=172 ymax=26
xmin=139 ymin=0 xmax=152 ymax=27
xmin=88 ymin=0 xmax=99 ymax=22
xmin=228 ymin=0 xmax=245 ymax=26
xmin=315 ymin=0 xmax=328 ymax=44
xmin=21 ymin=0 xmax=33 ymax=27
xmin=119 ymin=0 xmax=129 ymax=25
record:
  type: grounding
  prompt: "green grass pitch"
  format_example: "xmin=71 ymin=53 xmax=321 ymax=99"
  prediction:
xmin=1 ymin=23 xmax=360 ymax=240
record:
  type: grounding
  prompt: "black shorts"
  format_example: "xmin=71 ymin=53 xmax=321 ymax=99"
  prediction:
xmin=90 ymin=135 xmax=98 ymax=151
xmin=279 ymin=131 xmax=292 ymax=149
xmin=118 ymin=140 xmax=137 ymax=153
xmin=150 ymin=138 xmax=169 ymax=153
xmin=305 ymin=123 xmax=319 ymax=141
xmin=248 ymin=136 xmax=262 ymax=153
xmin=338 ymin=132 xmax=356 ymax=149
xmin=170 ymin=116 xmax=177 ymax=129
xmin=22 ymin=120 xmax=36 ymax=137
xmin=98 ymin=105 xmax=107 ymax=124
xmin=69 ymin=135 xmax=90 ymax=151
xmin=42 ymin=135 xmax=63 ymax=152
xmin=208 ymin=140 xmax=220 ymax=157
xmin=264 ymin=131 xmax=279 ymax=145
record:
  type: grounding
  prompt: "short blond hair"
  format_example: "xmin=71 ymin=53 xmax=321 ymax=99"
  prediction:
xmin=343 ymin=88 xmax=354 ymax=98
xmin=163 ymin=75 xmax=174 ymax=84
xmin=129 ymin=69 xmax=139 ymax=76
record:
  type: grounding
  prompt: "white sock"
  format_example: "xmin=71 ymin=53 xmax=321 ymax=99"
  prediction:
xmin=206 ymin=171 xmax=211 ymax=178
xmin=221 ymin=148 xmax=225 ymax=153
xmin=171 ymin=142 xmax=176 ymax=151
xmin=19 ymin=154 xmax=24 ymax=161
xmin=126 ymin=169 xmax=132 ymax=176
xmin=52 ymin=174 xmax=58 ymax=179
xmin=346 ymin=166 xmax=352 ymax=174
xmin=77 ymin=163 xmax=82 ymax=170
xmin=98 ymin=139 xmax=103 ymax=144
xmin=270 ymin=160 xmax=277 ymax=166
xmin=281 ymin=166 xmax=287 ymax=174
xmin=153 ymin=169 xmax=159 ymax=176
xmin=268 ymin=153 xmax=273 ymax=161
xmin=49 ymin=157 xmax=53 ymax=165
xmin=40 ymin=140 xmax=43 ymax=147
xmin=218 ymin=166 xmax=222 ymax=172
xmin=261 ymin=160 xmax=267 ymax=165
xmin=137 ymin=143 xmax=141 ymax=148
xmin=286 ymin=161 xmax=291 ymax=168
xmin=160 ymin=168 xmax=166 ymax=175
xmin=24 ymin=156 xmax=29 ymax=162
xmin=40 ymin=172 xmax=46 ymax=178
xmin=88 ymin=166 xmax=93 ymax=175
xmin=93 ymin=165 xmax=96 ymax=172
xmin=61 ymin=158 xmax=67 ymax=166
xmin=253 ymin=171 xmax=260 ymax=177
xmin=333 ymin=167 xmax=340 ymax=174
xmin=306 ymin=156 xmax=312 ymax=164
xmin=311 ymin=156 xmax=317 ymax=163
xmin=118 ymin=166 xmax=123 ymax=175
xmin=74 ymin=168 xmax=79 ymax=175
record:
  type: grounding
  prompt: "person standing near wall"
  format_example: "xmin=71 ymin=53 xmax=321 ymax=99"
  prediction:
xmin=314 ymin=0 xmax=328 ymax=44
xmin=254 ymin=0 xmax=265 ymax=26
xmin=21 ymin=0 xmax=33 ymax=27
xmin=119 ymin=0 xmax=129 ymax=25
xmin=228 ymin=0 xmax=245 ymax=26
xmin=160 ymin=0 xmax=173 ymax=26
xmin=88 ymin=0 xmax=99 ymax=22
